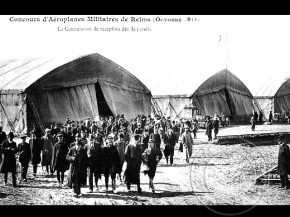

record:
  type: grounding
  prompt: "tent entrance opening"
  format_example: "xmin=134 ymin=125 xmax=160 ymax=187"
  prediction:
xmin=95 ymin=82 xmax=113 ymax=117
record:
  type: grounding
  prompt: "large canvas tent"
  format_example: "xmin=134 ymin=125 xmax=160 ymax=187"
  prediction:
xmin=190 ymin=69 xmax=254 ymax=123
xmin=0 ymin=53 xmax=151 ymax=134
xmin=253 ymin=76 xmax=290 ymax=119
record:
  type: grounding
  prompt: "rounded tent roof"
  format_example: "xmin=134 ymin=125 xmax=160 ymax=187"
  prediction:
xmin=191 ymin=69 xmax=253 ymax=98
xmin=0 ymin=53 xmax=151 ymax=95
xmin=252 ymin=74 xmax=290 ymax=98
xmin=275 ymin=78 xmax=290 ymax=98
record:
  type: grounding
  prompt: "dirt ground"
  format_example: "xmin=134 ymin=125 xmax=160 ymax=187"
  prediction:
xmin=1 ymin=124 xmax=290 ymax=206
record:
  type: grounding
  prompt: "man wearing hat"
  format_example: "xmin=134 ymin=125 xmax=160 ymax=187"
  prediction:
xmin=124 ymin=134 xmax=143 ymax=193
xmin=17 ymin=134 xmax=31 ymax=182
xmin=51 ymin=133 xmax=70 ymax=187
xmin=66 ymin=133 xmax=88 ymax=197
xmin=86 ymin=134 xmax=102 ymax=193
xmin=181 ymin=124 xmax=193 ymax=164
xmin=150 ymin=127 xmax=161 ymax=150
xmin=141 ymin=128 xmax=150 ymax=153
xmin=102 ymin=133 xmax=121 ymax=193
xmin=164 ymin=126 xmax=177 ymax=166
xmin=0 ymin=132 xmax=17 ymax=187
xmin=29 ymin=130 xmax=43 ymax=177
xmin=277 ymin=134 xmax=290 ymax=189
xmin=41 ymin=129 xmax=54 ymax=176
xmin=142 ymin=138 xmax=163 ymax=193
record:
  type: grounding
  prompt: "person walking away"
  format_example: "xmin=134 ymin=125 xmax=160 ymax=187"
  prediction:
xmin=213 ymin=113 xmax=220 ymax=140
xmin=0 ymin=132 xmax=17 ymax=187
xmin=250 ymin=115 xmax=256 ymax=131
xmin=205 ymin=117 xmax=213 ymax=141
xmin=41 ymin=129 xmax=54 ymax=176
xmin=17 ymin=134 xmax=31 ymax=182
xmin=181 ymin=125 xmax=193 ymax=164
xmin=163 ymin=127 xmax=177 ymax=165
xmin=66 ymin=134 xmax=88 ymax=198
xmin=124 ymin=135 xmax=143 ymax=193
xmin=102 ymin=133 xmax=121 ymax=193
xmin=51 ymin=133 xmax=69 ymax=188
xmin=29 ymin=131 xmax=43 ymax=177
xmin=258 ymin=111 xmax=263 ymax=124
xmin=269 ymin=111 xmax=273 ymax=124
xmin=277 ymin=135 xmax=290 ymax=189
xmin=142 ymin=139 xmax=163 ymax=193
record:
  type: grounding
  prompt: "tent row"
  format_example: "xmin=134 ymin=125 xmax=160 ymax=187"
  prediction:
xmin=1 ymin=53 xmax=290 ymax=134
xmin=152 ymin=69 xmax=290 ymax=124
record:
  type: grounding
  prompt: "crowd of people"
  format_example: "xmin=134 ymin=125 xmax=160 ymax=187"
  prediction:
xmin=0 ymin=114 xmax=204 ymax=197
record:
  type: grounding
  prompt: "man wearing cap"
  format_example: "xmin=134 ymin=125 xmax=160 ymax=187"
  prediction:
xmin=66 ymin=133 xmax=88 ymax=197
xmin=17 ymin=134 xmax=31 ymax=182
xmin=124 ymin=134 xmax=143 ymax=193
xmin=142 ymin=138 xmax=163 ymax=193
xmin=51 ymin=133 xmax=70 ymax=187
xmin=41 ymin=129 xmax=54 ymax=176
xmin=29 ymin=131 xmax=43 ymax=177
xmin=0 ymin=132 xmax=17 ymax=187
xmin=277 ymin=135 xmax=290 ymax=189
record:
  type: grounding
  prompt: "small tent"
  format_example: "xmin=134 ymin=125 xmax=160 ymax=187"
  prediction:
xmin=0 ymin=53 xmax=151 ymax=134
xmin=190 ymin=69 xmax=254 ymax=123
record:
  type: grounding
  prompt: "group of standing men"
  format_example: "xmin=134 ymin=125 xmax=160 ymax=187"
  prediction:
xmin=0 ymin=113 xmax=199 ymax=197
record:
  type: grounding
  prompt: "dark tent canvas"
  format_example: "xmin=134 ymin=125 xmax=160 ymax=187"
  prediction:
xmin=190 ymin=69 xmax=254 ymax=123
xmin=0 ymin=53 xmax=151 ymax=134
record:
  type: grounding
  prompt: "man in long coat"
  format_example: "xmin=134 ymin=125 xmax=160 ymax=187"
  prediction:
xmin=212 ymin=113 xmax=220 ymax=140
xmin=277 ymin=135 xmax=290 ymax=189
xmin=0 ymin=132 xmax=17 ymax=187
xmin=181 ymin=125 xmax=193 ymax=164
xmin=205 ymin=117 xmax=213 ymax=141
xmin=0 ymin=126 xmax=7 ymax=162
xmin=29 ymin=131 xmax=43 ymax=177
xmin=86 ymin=134 xmax=102 ymax=193
xmin=17 ymin=134 xmax=31 ymax=182
xmin=102 ymin=133 xmax=121 ymax=193
xmin=124 ymin=135 xmax=143 ymax=193
xmin=66 ymin=133 xmax=88 ymax=197
xmin=163 ymin=127 xmax=177 ymax=166
xmin=41 ymin=129 xmax=54 ymax=176
xmin=51 ymin=133 xmax=70 ymax=187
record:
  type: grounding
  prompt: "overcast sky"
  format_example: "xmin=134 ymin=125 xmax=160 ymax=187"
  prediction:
xmin=1 ymin=15 xmax=290 ymax=96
